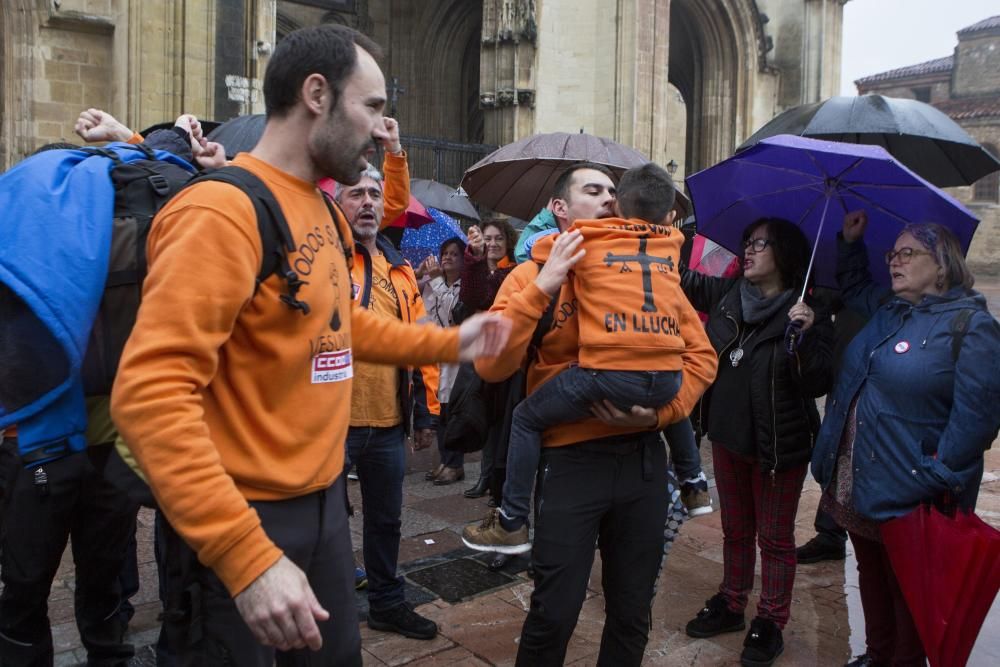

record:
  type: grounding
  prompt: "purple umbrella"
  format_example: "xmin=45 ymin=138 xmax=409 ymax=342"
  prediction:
xmin=400 ymin=207 xmax=467 ymax=268
xmin=686 ymin=134 xmax=980 ymax=292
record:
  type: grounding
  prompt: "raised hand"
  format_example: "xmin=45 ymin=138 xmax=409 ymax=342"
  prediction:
xmin=74 ymin=108 xmax=133 ymax=143
xmin=842 ymin=210 xmax=868 ymax=243
xmin=467 ymin=225 xmax=484 ymax=257
xmin=381 ymin=117 xmax=402 ymax=154
xmin=534 ymin=230 xmax=585 ymax=296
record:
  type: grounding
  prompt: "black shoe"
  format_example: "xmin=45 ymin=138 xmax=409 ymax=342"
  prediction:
xmin=463 ymin=476 xmax=489 ymax=498
xmin=845 ymin=654 xmax=885 ymax=667
xmin=685 ymin=593 xmax=745 ymax=638
xmin=741 ymin=617 xmax=784 ymax=667
xmin=367 ymin=603 xmax=438 ymax=640
xmin=796 ymin=535 xmax=846 ymax=564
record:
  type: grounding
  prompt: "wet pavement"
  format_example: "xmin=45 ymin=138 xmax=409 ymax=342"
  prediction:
xmin=44 ymin=278 xmax=1000 ymax=666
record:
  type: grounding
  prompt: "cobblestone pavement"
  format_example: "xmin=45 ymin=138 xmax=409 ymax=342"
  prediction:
xmin=43 ymin=278 xmax=1000 ymax=666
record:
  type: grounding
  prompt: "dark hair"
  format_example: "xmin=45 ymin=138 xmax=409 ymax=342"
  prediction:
xmin=741 ymin=217 xmax=812 ymax=290
xmin=263 ymin=24 xmax=383 ymax=118
xmin=617 ymin=162 xmax=676 ymax=222
xmin=481 ymin=218 xmax=517 ymax=262
xmin=551 ymin=161 xmax=616 ymax=202
xmin=439 ymin=236 xmax=466 ymax=257
xmin=32 ymin=142 xmax=79 ymax=155
xmin=901 ymin=223 xmax=975 ymax=290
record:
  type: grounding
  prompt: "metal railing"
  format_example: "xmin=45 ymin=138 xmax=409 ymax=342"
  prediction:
xmin=397 ymin=135 xmax=497 ymax=187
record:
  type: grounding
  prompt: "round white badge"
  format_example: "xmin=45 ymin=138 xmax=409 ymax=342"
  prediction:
xmin=894 ymin=340 xmax=910 ymax=354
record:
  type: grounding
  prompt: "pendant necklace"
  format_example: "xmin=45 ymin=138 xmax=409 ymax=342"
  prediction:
xmin=729 ymin=324 xmax=759 ymax=368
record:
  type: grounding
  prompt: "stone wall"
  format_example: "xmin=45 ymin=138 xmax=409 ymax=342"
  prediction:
xmin=953 ymin=31 xmax=1000 ymax=98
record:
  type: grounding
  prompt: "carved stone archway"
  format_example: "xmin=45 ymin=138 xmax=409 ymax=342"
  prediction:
xmin=668 ymin=0 xmax=771 ymax=171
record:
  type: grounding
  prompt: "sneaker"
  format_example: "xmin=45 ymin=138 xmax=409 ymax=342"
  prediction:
xmin=367 ymin=602 xmax=438 ymax=640
xmin=462 ymin=509 xmax=531 ymax=554
xmin=845 ymin=655 xmax=884 ymax=667
xmin=681 ymin=480 xmax=714 ymax=517
xmin=795 ymin=535 xmax=846 ymax=564
xmin=354 ymin=566 xmax=367 ymax=590
xmin=685 ymin=593 xmax=745 ymax=638
xmin=741 ymin=617 xmax=784 ymax=667
xmin=347 ymin=470 xmax=359 ymax=481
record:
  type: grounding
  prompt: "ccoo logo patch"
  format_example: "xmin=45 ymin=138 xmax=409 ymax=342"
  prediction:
xmin=894 ymin=340 xmax=910 ymax=354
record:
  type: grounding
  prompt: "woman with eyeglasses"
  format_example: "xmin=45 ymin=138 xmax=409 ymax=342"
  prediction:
xmin=680 ymin=217 xmax=834 ymax=667
xmin=811 ymin=211 xmax=1000 ymax=667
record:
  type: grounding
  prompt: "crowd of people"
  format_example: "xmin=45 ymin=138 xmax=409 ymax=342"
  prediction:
xmin=0 ymin=20 xmax=998 ymax=667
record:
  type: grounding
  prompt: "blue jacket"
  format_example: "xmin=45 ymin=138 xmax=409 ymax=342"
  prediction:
xmin=811 ymin=236 xmax=1000 ymax=520
xmin=0 ymin=142 xmax=193 ymax=462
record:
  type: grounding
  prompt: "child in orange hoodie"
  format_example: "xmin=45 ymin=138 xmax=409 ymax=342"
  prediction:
xmin=463 ymin=163 xmax=713 ymax=554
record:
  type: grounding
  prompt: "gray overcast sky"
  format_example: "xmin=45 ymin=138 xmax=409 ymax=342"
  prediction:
xmin=840 ymin=0 xmax=999 ymax=96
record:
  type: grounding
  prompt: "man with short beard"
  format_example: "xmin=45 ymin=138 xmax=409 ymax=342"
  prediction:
xmin=111 ymin=24 xmax=511 ymax=664
xmin=336 ymin=165 xmax=442 ymax=639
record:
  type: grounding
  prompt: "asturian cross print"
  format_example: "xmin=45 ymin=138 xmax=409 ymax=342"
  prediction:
xmin=604 ymin=236 xmax=674 ymax=312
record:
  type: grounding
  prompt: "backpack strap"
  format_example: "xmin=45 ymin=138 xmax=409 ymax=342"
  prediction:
xmin=526 ymin=262 xmax=561 ymax=365
xmin=950 ymin=308 xmax=976 ymax=363
xmin=184 ymin=166 xmax=311 ymax=315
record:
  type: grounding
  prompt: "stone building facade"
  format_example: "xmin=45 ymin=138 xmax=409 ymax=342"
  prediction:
xmin=856 ymin=15 xmax=1000 ymax=273
xmin=2 ymin=0 xmax=847 ymax=183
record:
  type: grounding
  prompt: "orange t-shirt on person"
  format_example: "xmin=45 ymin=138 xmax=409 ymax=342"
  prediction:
xmin=350 ymin=253 xmax=402 ymax=427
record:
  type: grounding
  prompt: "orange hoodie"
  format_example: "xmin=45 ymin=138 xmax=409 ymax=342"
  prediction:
xmin=111 ymin=154 xmax=460 ymax=596
xmin=474 ymin=259 xmax=717 ymax=448
xmin=531 ymin=218 xmax=688 ymax=371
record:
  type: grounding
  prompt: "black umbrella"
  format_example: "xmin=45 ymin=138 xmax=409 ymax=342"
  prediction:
xmin=140 ymin=120 xmax=222 ymax=139
xmin=206 ymin=114 xmax=267 ymax=159
xmin=737 ymin=95 xmax=1000 ymax=188
xmin=410 ymin=178 xmax=480 ymax=222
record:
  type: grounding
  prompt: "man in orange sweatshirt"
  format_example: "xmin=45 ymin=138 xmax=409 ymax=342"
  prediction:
xmin=463 ymin=162 xmax=715 ymax=556
xmin=472 ymin=161 xmax=718 ymax=666
xmin=110 ymin=25 xmax=510 ymax=664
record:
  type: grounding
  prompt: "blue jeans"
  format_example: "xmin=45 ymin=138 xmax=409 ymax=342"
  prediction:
xmin=502 ymin=368 xmax=681 ymax=521
xmin=663 ymin=417 xmax=703 ymax=483
xmin=345 ymin=425 xmax=406 ymax=612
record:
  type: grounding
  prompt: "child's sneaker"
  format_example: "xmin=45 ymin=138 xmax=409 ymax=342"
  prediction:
xmin=681 ymin=479 xmax=714 ymax=517
xmin=354 ymin=566 xmax=368 ymax=590
xmin=462 ymin=509 xmax=531 ymax=554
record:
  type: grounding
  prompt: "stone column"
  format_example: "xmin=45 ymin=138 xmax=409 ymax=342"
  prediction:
xmin=480 ymin=0 xmax=537 ymax=146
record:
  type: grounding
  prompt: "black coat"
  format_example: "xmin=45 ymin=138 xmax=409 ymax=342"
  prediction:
xmin=682 ymin=271 xmax=834 ymax=472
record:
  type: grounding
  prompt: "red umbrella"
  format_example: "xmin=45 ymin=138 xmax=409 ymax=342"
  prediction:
xmin=880 ymin=504 xmax=1000 ymax=667
xmin=386 ymin=195 xmax=433 ymax=229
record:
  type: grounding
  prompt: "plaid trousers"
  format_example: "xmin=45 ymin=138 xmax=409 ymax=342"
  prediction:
xmin=711 ymin=442 xmax=807 ymax=628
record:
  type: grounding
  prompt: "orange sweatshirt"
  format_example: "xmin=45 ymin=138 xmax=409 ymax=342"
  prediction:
xmin=532 ymin=218 xmax=688 ymax=371
xmin=475 ymin=261 xmax=717 ymax=448
xmin=110 ymin=154 xmax=460 ymax=596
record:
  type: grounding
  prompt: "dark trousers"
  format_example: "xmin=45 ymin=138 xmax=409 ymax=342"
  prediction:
xmin=345 ymin=425 xmax=407 ymax=612
xmin=814 ymin=504 xmax=848 ymax=545
xmin=0 ymin=444 xmax=138 ymax=667
xmin=159 ymin=476 xmax=361 ymax=666
xmin=436 ymin=404 xmax=463 ymax=470
xmin=712 ymin=443 xmax=807 ymax=628
xmin=516 ymin=434 xmax=669 ymax=667
xmin=850 ymin=531 xmax=926 ymax=666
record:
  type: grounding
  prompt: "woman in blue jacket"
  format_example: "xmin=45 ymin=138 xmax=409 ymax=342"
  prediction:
xmin=812 ymin=211 xmax=1000 ymax=667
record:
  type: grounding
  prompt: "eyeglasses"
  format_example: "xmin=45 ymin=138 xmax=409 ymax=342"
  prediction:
xmin=743 ymin=238 xmax=773 ymax=253
xmin=884 ymin=247 xmax=932 ymax=265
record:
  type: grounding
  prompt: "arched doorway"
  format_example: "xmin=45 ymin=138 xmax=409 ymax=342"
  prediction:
xmin=668 ymin=0 xmax=768 ymax=171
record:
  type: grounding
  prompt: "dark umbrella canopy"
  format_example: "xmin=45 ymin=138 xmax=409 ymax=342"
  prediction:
xmin=410 ymin=179 xmax=480 ymax=222
xmin=140 ymin=120 xmax=222 ymax=138
xmin=687 ymin=135 xmax=980 ymax=290
xmin=206 ymin=114 xmax=267 ymax=159
xmin=738 ymin=95 xmax=1000 ymax=188
xmin=461 ymin=132 xmax=649 ymax=220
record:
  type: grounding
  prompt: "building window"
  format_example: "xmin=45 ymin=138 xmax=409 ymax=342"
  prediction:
xmin=973 ymin=143 xmax=999 ymax=203
xmin=912 ymin=87 xmax=931 ymax=103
